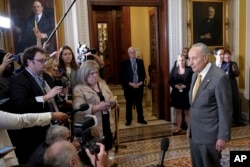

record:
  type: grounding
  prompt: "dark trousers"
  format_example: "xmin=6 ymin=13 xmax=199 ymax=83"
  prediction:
xmin=189 ymin=139 xmax=221 ymax=167
xmin=231 ymin=79 xmax=241 ymax=124
xmin=124 ymin=86 xmax=144 ymax=122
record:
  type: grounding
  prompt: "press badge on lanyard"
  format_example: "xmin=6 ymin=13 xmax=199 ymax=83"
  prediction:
xmin=102 ymin=110 xmax=108 ymax=114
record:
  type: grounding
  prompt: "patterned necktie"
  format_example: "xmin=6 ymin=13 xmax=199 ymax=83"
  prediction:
xmin=37 ymin=76 xmax=45 ymax=89
xmin=132 ymin=59 xmax=138 ymax=83
xmin=192 ymin=73 xmax=202 ymax=102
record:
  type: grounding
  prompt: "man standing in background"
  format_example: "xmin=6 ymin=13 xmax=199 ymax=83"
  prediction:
xmin=122 ymin=47 xmax=147 ymax=126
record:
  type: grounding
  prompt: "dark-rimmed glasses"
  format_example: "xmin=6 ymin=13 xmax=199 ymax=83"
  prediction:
xmin=32 ymin=58 xmax=48 ymax=65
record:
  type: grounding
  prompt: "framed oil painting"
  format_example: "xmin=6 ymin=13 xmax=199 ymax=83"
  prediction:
xmin=6 ymin=0 xmax=59 ymax=54
xmin=189 ymin=0 xmax=228 ymax=47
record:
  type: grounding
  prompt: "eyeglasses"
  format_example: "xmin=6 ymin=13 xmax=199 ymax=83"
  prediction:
xmin=32 ymin=59 xmax=48 ymax=65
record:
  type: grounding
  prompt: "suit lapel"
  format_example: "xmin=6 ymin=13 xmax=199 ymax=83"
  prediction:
xmin=24 ymin=70 xmax=45 ymax=95
xmin=191 ymin=65 xmax=214 ymax=103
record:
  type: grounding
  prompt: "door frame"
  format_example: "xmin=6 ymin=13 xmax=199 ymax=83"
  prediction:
xmin=88 ymin=0 xmax=170 ymax=121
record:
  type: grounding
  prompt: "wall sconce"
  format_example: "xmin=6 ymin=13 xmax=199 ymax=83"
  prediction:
xmin=0 ymin=16 xmax=11 ymax=49
xmin=0 ymin=16 xmax=11 ymax=29
xmin=225 ymin=19 xmax=230 ymax=29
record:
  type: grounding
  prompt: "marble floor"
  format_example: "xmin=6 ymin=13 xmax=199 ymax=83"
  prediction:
xmin=109 ymin=85 xmax=250 ymax=167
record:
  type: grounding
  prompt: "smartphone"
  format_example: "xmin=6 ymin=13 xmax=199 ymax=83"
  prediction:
xmin=11 ymin=55 xmax=19 ymax=62
xmin=0 ymin=146 xmax=16 ymax=158
xmin=0 ymin=98 xmax=10 ymax=105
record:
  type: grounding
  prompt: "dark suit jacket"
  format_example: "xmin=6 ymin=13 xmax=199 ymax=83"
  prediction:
xmin=19 ymin=13 xmax=55 ymax=53
xmin=220 ymin=61 xmax=230 ymax=73
xmin=188 ymin=64 xmax=232 ymax=144
xmin=198 ymin=18 xmax=222 ymax=46
xmin=122 ymin=58 xmax=146 ymax=90
xmin=223 ymin=61 xmax=240 ymax=79
xmin=8 ymin=69 xmax=56 ymax=163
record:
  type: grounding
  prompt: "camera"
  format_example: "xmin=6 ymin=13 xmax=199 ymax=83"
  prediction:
xmin=60 ymin=76 xmax=70 ymax=88
xmin=81 ymin=135 xmax=105 ymax=154
xmin=73 ymin=115 xmax=105 ymax=165
xmin=77 ymin=43 xmax=97 ymax=65
xmin=54 ymin=72 xmax=70 ymax=88
xmin=0 ymin=49 xmax=19 ymax=62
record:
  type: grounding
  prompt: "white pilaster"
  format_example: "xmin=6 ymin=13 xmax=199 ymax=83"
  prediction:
xmin=62 ymin=0 xmax=79 ymax=52
xmin=75 ymin=0 xmax=90 ymax=46
xmin=168 ymin=0 xmax=184 ymax=70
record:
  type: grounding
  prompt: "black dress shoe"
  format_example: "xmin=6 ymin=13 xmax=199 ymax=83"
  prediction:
xmin=125 ymin=121 xmax=131 ymax=126
xmin=138 ymin=120 xmax=147 ymax=124
xmin=172 ymin=130 xmax=181 ymax=135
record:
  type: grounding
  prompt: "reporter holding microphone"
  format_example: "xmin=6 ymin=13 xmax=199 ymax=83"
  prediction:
xmin=0 ymin=110 xmax=68 ymax=167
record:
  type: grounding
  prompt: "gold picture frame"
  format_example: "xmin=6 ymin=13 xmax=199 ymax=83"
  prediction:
xmin=188 ymin=0 xmax=229 ymax=48
xmin=4 ymin=0 xmax=65 ymax=54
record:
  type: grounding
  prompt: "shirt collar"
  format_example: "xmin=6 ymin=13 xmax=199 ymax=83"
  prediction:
xmin=199 ymin=62 xmax=211 ymax=81
xmin=36 ymin=13 xmax=43 ymax=21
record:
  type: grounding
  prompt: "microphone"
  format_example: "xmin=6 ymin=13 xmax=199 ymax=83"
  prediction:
xmin=157 ymin=138 xmax=169 ymax=167
xmin=67 ymin=103 xmax=89 ymax=116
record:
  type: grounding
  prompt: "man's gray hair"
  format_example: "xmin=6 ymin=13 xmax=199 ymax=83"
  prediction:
xmin=44 ymin=140 xmax=74 ymax=167
xmin=45 ymin=125 xmax=70 ymax=145
xmin=192 ymin=43 xmax=211 ymax=57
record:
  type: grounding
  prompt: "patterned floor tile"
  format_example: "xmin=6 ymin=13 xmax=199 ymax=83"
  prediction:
xmin=111 ymin=126 xmax=250 ymax=167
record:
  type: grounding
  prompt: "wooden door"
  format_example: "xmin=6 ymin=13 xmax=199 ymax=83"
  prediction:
xmin=149 ymin=8 xmax=160 ymax=118
xmin=89 ymin=6 xmax=123 ymax=84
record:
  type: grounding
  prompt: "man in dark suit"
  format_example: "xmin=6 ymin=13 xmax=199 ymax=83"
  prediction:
xmin=197 ymin=6 xmax=222 ymax=46
xmin=18 ymin=0 xmax=55 ymax=53
xmin=122 ymin=47 xmax=147 ymax=126
xmin=188 ymin=43 xmax=232 ymax=167
xmin=213 ymin=48 xmax=243 ymax=126
xmin=8 ymin=46 xmax=66 ymax=164
xmin=224 ymin=49 xmax=242 ymax=126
